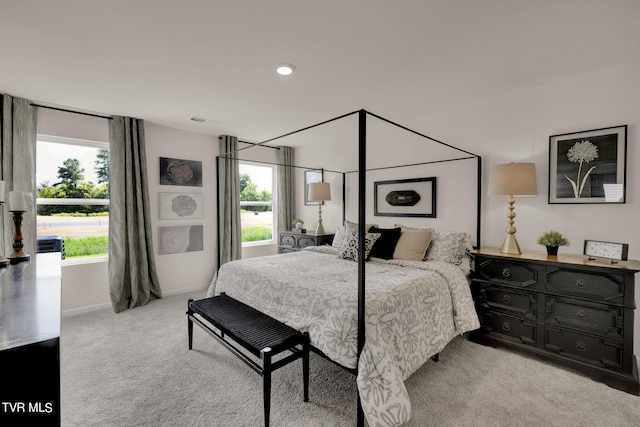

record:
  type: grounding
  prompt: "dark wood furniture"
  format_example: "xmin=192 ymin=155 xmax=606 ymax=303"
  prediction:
xmin=0 ymin=253 xmax=62 ymax=426
xmin=277 ymin=230 xmax=334 ymax=254
xmin=471 ymin=247 xmax=640 ymax=395
xmin=187 ymin=294 xmax=310 ymax=427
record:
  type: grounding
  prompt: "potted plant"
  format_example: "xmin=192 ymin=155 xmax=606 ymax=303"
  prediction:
xmin=292 ymin=218 xmax=304 ymax=230
xmin=536 ymin=230 xmax=570 ymax=255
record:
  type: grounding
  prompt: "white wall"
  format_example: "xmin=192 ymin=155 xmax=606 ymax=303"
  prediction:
xmin=37 ymin=109 xmax=218 ymax=314
xmin=408 ymin=60 xmax=640 ymax=355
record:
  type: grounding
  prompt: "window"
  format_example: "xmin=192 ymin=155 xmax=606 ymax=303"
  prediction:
xmin=239 ymin=162 xmax=275 ymax=245
xmin=36 ymin=135 xmax=109 ymax=261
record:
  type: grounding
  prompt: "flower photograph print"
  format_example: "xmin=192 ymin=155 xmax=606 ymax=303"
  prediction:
xmin=549 ymin=125 xmax=627 ymax=204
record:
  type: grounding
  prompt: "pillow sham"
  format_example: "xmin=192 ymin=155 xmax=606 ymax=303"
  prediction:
xmin=332 ymin=225 xmax=346 ymax=248
xmin=337 ymin=228 xmax=381 ymax=262
xmin=368 ymin=226 xmax=402 ymax=260
xmin=427 ymin=231 xmax=472 ymax=265
xmin=345 ymin=220 xmax=377 ymax=232
xmin=393 ymin=228 xmax=432 ymax=261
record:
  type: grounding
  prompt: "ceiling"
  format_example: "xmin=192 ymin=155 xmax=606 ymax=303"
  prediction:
xmin=1 ymin=1 xmax=639 ymax=145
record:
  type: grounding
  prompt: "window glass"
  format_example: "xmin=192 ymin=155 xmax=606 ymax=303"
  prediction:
xmin=239 ymin=162 xmax=274 ymax=245
xmin=36 ymin=136 xmax=109 ymax=260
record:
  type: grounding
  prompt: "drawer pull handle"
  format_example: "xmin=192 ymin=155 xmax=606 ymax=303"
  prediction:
xmin=576 ymin=279 xmax=588 ymax=289
xmin=501 ymin=268 xmax=512 ymax=278
xmin=501 ymin=322 xmax=511 ymax=332
xmin=576 ymin=341 xmax=586 ymax=352
xmin=502 ymin=295 xmax=512 ymax=304
xmin=576 ymin=309 xmax=587 ymax=320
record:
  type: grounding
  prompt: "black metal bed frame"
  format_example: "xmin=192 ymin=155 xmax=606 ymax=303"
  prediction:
xmin=215 ymin=108 xmax=482 ymax=426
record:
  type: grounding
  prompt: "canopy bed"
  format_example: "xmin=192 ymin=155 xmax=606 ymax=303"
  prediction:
xmin=208 ymin=109 xmax=482 ymax=427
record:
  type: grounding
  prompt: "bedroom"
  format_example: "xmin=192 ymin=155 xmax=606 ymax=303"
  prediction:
xmin=1 ymin=1 xmax=640 ymax=426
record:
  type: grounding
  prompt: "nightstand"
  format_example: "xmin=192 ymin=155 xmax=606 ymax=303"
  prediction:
xmin=470 ymin=247 xmax=640 ymax=395
xmin=278 ymin=230 xmax=334 ymax=254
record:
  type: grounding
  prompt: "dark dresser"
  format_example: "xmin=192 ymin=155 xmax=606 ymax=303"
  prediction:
xmin=278 ymin=230 xmax=334 ymax=254
xmin=471 ymin=247 xmax=640 ymax=395
xmin=0 ymin=253 xmax=62 ymax=426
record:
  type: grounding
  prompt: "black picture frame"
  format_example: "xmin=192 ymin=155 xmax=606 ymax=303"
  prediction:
xmin=374 ymin=177 xmax=436 ymax=217
xmin=304 ymin=169 xmax=323 ymax=206
xmin=160 ymin=157 xmax=203 ymax=187
xmin=549 ymin=125 xmax=627 ymax=204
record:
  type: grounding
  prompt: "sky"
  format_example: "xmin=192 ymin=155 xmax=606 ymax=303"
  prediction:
xmin=239 ymin=163 xmax=273 ymax=191
xmin=37 ymin=141 xmax=101 ymax=186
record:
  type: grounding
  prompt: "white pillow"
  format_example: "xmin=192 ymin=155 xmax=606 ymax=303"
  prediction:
xmin=332 ymin=225 xmax=346 ymax=248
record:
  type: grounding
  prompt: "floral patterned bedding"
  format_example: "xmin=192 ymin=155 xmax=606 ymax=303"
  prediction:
xmin=205 ymin=246 xmax=479 ymax=427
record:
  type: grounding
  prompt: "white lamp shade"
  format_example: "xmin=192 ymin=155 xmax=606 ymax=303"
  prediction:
xmin=488 ymin=163 xmax=537 ymax=196
xmin=308 ymin=182 xmax=331 ymax=202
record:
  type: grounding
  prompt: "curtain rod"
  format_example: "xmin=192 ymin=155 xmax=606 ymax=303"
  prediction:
xmin=237 ymin=139 xmax=280 ymax=150
xmin=30 ymin=103 xmax=113 ymax=120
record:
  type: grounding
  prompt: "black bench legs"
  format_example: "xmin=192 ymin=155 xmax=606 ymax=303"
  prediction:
xmin=187 ymin=296 xmax=310 ymax=427
xmin=261 ymin=344 xmax=310 ymax=426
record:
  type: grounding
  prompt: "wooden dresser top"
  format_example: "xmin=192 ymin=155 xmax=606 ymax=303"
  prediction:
xmin=475 ymin=247 xmax=640 ymax=273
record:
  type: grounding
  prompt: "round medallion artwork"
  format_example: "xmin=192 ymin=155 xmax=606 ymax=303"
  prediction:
xmin=166 ymin=160 xmax=194 ymax=184
xmin=171 ymin=194 xmax=197 ymax=217
xmin=160 ymin=227 xmax=190 ymax=254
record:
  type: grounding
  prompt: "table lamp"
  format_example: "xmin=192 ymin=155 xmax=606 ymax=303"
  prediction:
xmin=308 ymin=182 xmax=331 ymax=235
xmin=488 ymin=162 xmax=537 ymax=254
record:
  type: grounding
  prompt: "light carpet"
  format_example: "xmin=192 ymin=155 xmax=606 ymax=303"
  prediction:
xmin=60 ymin=291 xmax=640 ymax=426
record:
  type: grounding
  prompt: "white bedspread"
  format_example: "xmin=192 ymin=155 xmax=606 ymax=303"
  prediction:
xmin=205 ymin=247 xmax=479 ymax=427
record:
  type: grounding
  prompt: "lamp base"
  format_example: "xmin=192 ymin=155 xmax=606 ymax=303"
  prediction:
xmin=500 ymin=233 xmax=522 ymax=255
xmin=315 ymin=222 xmax=325 ymax=235
xmin=9 ymin=250 xmax=30 ymax=264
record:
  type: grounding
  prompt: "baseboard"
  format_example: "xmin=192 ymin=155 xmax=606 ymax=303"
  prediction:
xmin=162 ymin=283 xmax=208 ymax=297
xmin=61 ymin=284 xmax=209 ymax=317
xmin=62 ymin=302 xmax=112 ymax=317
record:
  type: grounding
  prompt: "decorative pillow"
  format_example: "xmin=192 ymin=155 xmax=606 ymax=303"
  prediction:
xmin=427 ymin=231 xmax=472 ymax=265
xmin=332 ymin=225 xmax=346 ymax=248
xmin=394 ymin=224 xmax=435 ymax=233
xmin=393 ymin=228 xmax=432 ymax=261
xmin=345 ymin=220 xmax=377 ymax=232
xmin=337 ymin=228 xmax=381 ymax=262
xmin=368 ymin=226 xmax=402 ymax=260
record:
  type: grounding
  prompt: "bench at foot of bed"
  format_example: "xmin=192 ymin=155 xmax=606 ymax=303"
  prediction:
xmin=187 ymin=293 xmax=310 ymax=427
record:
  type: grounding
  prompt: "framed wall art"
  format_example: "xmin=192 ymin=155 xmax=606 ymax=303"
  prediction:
xmin=160 ymin=157 xmax=203 ymax=187
xmin=374 ymin=177 xmax=436 ymax=217
xmin=159 ymin=225 xmax=204 ymax=254
xmin=549 ymin=125 xmax=627 ymax=204
xmin=304 ymin=169 xmax=323 ymax=205
xmin=159 ymin=192 xmax=203 ymax=220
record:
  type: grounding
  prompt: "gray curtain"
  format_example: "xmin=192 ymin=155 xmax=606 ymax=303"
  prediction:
xmin=108 ymin=116 xmax=161 ymax=313
xmin=218 ymin=135 xmax=241 ymax=266
xmin=277 ymin=146 xmax=295 ymax=231
xmin=0 ymin=94 xmax=37 ymax=257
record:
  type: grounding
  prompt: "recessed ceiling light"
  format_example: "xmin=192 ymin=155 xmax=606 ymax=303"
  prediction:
xmin=276 ymin=63 xmax=295 ymax=76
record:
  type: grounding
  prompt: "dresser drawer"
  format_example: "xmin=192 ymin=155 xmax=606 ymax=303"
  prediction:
xmin=476 ymin=257 xmax=540 ymax=290
xmin=478 ymin=311 xmax=536 ymax=347
xmin=545 ymin=296 xmax=623 ymax=338
xmin=544 ymin=326 xmax=623 ymax=372
xmin=474 ymin=283 xmax=537 ymax=319
xmin=279 ymin=234 xmax=296 ymax=248
xmin=297 ymin=236 xmax=317 ymax=249
xmin=545 ymin=268 xmax=626 ymax=306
